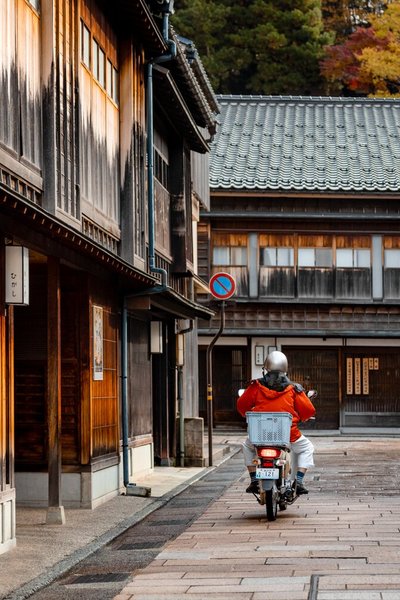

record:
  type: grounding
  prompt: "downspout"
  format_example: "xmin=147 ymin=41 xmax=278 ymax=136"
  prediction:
xmin=121 ymin=1 xmax=176 ymax=495
xmin=147 ymin=1 xmax=176 ymax=287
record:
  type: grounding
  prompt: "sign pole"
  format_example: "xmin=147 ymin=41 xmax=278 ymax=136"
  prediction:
xmin=206 ymin=272 xmax=235 ymax=468
xmin=206 ymin=300 xmax=225 ymax=467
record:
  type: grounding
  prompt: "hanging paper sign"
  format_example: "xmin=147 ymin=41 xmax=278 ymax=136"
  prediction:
xmin=354 ymin=358 xmax=361 ymax=395
xmin=346 ymin=358 xmax=353 ymax=395
xmin=5 ymin=246 xmax=29 ymax=305
xmin=362 ymin=358 xmax=369 ymax=395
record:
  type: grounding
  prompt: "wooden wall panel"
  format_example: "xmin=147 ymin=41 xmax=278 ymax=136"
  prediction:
xmin=0 ymin=0 xmax=18 ymax=152
xmin=384 ymin=236 xmax=400 ymax=249
xmin=213 ymin=233 xmax=248 ymax=246
xmin=79 ymin=0 xmax=120 ymax=228
xmin=14 ymin=361 xmax=47 ymax=468
xmin=298 ymin=235 xmax=333 ymax=247
xmin=90 ymin=296 xmax=119 ymax=459
xmin=336 ymin=235 xmax=371 ymax=248
xmin=197 ymin=222 xmax=210 ymax=281
xmin=14 ymin=264 xmax=47 ymax=470
xmin=259 ymin=234 xmax=294 ymax=247
xmin=0 ymin=0 xmax=41 ymax=167
xmin=56 ymin=0 xmax=78 ymax=217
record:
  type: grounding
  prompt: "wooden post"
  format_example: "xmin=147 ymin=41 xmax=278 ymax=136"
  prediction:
xmin=46 ymin=257 xmax=65 ymax=524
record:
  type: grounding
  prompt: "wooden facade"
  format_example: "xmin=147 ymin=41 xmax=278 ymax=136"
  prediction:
xmin=0 ymin=0 xmax=217 ymax=554
xmin=198 ymin=97 xmax=400 ymax=432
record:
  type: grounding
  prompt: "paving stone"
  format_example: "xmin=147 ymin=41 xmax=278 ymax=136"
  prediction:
xmin=113 ymin=437 xmax=400 ymax=600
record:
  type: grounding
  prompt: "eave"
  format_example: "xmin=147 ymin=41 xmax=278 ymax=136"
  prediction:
xmin=151 ymin=288 xmax=214 ymax=320
xmin=0 ymin=189 xmax=156 ymax=288
xmin=111 ymin=0 xmax=166 ymax=55
xmin=153 ymin=65 xmax=209 ymax=153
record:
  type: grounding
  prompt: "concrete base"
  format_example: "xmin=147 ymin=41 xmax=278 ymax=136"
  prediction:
xmin=46 ymin=506 xmax=65 ymax=525
xmin=179 ymin=417 xmax=205 ymax=467
xmin=0 ymin=487 xmax=16 ymax=555
xmin=124 ymin=483 xmax=151 ymax=497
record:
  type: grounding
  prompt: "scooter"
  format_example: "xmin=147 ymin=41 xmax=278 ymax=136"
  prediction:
xmin=241 ymin=390 xmax=317 ymax=521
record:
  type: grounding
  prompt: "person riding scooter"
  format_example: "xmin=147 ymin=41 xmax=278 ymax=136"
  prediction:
xmin=237 ymin=350 xmax=316 ymax=496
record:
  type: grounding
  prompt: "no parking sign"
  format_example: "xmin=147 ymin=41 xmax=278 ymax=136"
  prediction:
xmin=209 ymin=272 xmax=236 ymax=300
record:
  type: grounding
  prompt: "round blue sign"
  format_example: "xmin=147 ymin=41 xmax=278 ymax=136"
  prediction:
xmin=209 ymin=272 xmax=236 ymax=299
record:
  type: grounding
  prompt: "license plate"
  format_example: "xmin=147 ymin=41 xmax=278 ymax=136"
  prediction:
xmin=255 ymin=468 xmax=279 ymax=479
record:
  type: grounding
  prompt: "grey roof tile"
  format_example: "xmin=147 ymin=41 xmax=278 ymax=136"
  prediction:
xmin=210 ymin=95 xmax=400 ymax=192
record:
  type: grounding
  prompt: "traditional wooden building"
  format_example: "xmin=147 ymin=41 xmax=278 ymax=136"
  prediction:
xmin=198 ymin=95 xmax=400 ymax=432
xmin=0 ymin=0 xmax=217 ymax=554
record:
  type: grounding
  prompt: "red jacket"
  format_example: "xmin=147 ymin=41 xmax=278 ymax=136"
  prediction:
xmin=237 ymin=380 xmax=316 ymax=442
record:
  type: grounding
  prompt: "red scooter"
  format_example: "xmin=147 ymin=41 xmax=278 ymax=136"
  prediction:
xmin=243 ymin=390 xmax=317 ymax=521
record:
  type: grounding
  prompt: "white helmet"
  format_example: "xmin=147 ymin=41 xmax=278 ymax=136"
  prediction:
xmin=264 ymin=350 xmax=288 ymax=373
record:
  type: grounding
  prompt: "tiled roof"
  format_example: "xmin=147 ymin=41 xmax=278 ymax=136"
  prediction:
xmin=210 ymin=95 xmax=400 ymax=192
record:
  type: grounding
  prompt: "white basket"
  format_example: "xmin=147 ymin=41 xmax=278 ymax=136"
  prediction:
xmin=246 ymin=412 xmax=292 ymax=445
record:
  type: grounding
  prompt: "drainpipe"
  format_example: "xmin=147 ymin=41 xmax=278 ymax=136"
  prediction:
xmin=147 ymin=1 xmax=176 ymax=287
xmin=120 ymin=1 xmax=176 ymax=496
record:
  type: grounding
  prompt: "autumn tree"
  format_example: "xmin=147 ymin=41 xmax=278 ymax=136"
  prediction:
xmin=321 ymin=2 xmax=400 ymax=96
xmin=173 ymin=0 xmax=332 ymax=95
xmin=321 ymin=0 xmax=393 ymax=42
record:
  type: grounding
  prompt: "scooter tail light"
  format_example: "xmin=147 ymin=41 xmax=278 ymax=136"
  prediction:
xmin=257 ymin=447 xmax=281 ymax=458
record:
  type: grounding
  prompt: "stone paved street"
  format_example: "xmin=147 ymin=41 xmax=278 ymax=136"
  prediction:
xmin=113 ymin=436 xmax=400 ymax=600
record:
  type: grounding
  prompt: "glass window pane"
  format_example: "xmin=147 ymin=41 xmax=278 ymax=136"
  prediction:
xmin=316 ymin=248 xmax=332 ymax=267
xmin=355 ymin=249 xmax=370 ymax=268
xmin=92 ymin=40 xmax=98 ymax=79
xmin=107 ymin=59 xmax=112 ymax=96
xmin=99 ymin=48 xmax=105 ymax=87
xmin=113 ymin=67 xmax=119 ymax=103
xmin=231 ymin=247 xmax=247 ymax=266
xmin=213 ymin=247 xmax=229 ymax=265
xmin=260 ymin=248 xmax=276 ymax=266
xmin=82 ymin=24 xmax=90 ymax=67
xmin=277 ymin=247 xmax=293 ymax=266
xmin=385 ymin=249 xmax=400 ymax=268
xmin=298 ymin=248 xmax=315 ymax=267
xmin=337 ymin=249 xmax=353 ymax=268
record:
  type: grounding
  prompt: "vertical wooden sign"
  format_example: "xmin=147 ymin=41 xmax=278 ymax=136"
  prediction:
xmin=354 ymin=358 xmax=361 ymax=395
xmin=362 ymin=358 xmax=369 ymax=395
xmin=346 ymin=358 xmax=353 ymax=395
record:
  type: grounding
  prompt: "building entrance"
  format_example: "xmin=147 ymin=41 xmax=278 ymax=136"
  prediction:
xmin=283 ymin=347 xmax=340 ymax=430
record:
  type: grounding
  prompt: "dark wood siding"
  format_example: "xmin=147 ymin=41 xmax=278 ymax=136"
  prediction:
xmin=260 ymin=267 xmax=294 ymax=297
xmin=91 ymin=303 xmax=119 ymax=458
xmin=14 ymin=264 xmax=47 ymax=470
xmin=15 ymin=361 xmax=47 ymax=469
xmin=56 ymin=0 xmax=78 ymax=218
xmin=283 ymin=347 xmax=340 ymax=430
xmin=197 ymin=222 xmax=210 ymax=281
xmin=199 ymin=346 xmax=248 ymax=426
xmin=128 ymin=317 xmax=152 ymax=438
xmin=342 ymin=350 xmax=400 ymax=427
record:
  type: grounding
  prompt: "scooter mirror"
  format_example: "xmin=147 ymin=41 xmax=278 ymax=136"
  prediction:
xmin=238 ymin=389 xmax=245 ymax=397
xmin=307 ymin=389 xmax=318 ymax=401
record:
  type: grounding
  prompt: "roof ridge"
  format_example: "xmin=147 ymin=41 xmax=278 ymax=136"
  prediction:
xmin=216 ymin=94 xmax=400 ymax=104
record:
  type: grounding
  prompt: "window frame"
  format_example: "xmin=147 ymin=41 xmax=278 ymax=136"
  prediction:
xmin=80 ymin=21 xmax=119 ymax=104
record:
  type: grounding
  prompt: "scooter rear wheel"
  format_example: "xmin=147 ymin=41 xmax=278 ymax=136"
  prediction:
xmin=265 ymin=488 xmax=278 ymax=521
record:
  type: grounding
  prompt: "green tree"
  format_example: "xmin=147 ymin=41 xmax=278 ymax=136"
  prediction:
xmin=321 ymin=2 xmax=400 ymax=96
xmin=173 ymin=0 xmax=333 ymax=95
